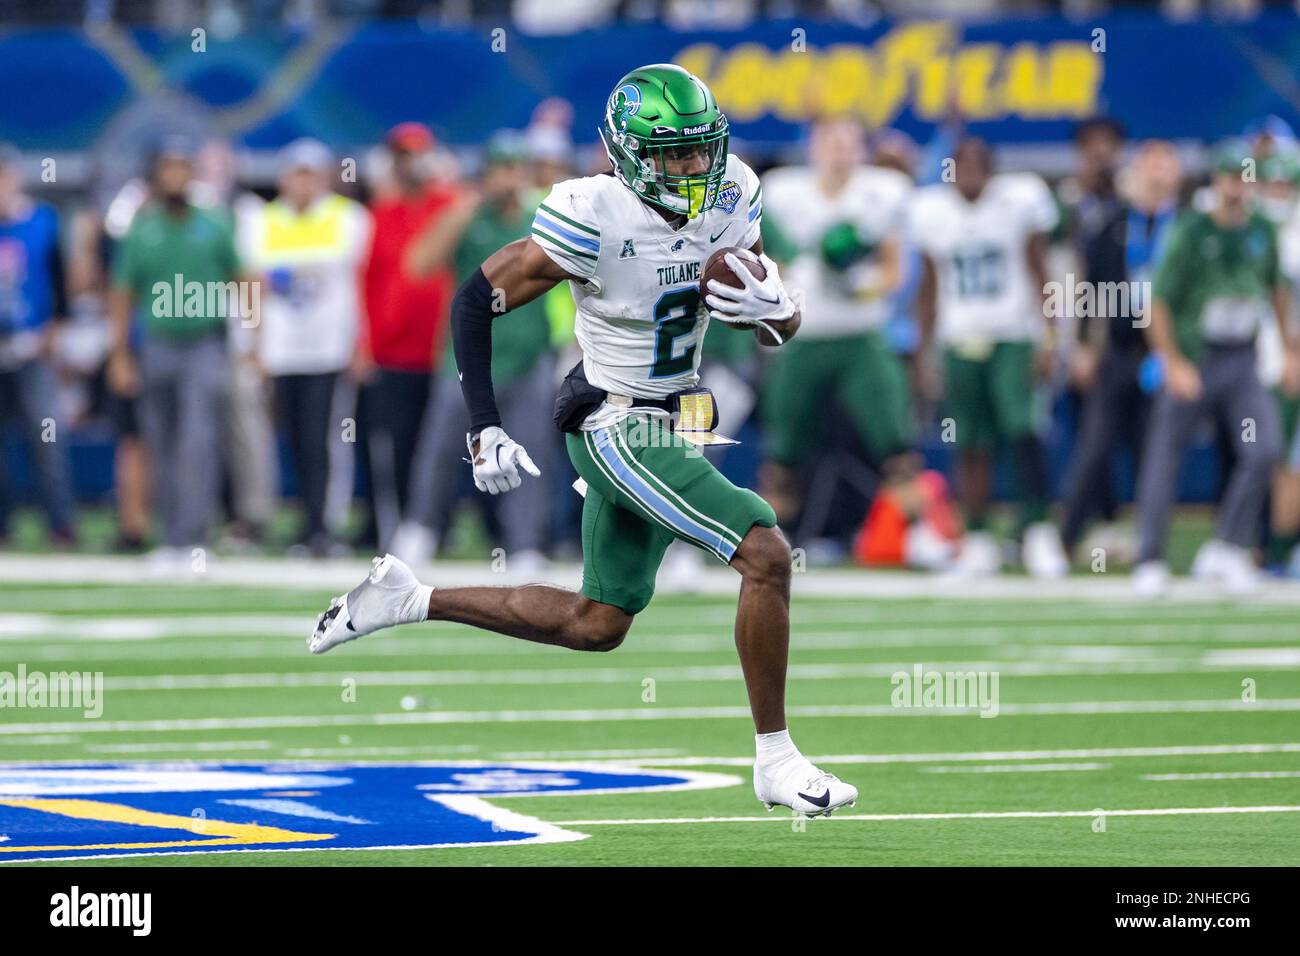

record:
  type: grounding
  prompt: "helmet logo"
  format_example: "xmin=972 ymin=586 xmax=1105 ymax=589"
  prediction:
xmin=610 ymin=84 xmax=642 ymax=133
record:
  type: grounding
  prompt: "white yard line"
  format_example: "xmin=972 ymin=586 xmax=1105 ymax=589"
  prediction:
xmin=83 ymin=740 xmax=275 ymax=754
xmin=282 ymin=745 xmax=481 ymax=757
xmin=5 ymin=622 xmax=1298 ymax=660
xmin=9 ymin=588 xmax=1299 ymax=625
xmin=4 ymin=735 xmax=79 ymax=746
xmin=86 ymin=653 xmax=1300 ymax=692
xmin=509 ymin=742 xmax=1300 ymax=767
xmin=3 ymin=741 xmax=1297 ymax=767
xmin=3 ymin=699 xmax=1300 ymax=737
xmin=3 ymin=553 xmax=1300 ymax=603
xmin=920 ymin=762 xmax=1109 ymax=773
xmin=495 ymin=748 xmax=686 ymax=759
xmin=554 ymin=805 xmax=1300 ymax=826
xmin=1142 ymin=770 xmax=1300 ymax=781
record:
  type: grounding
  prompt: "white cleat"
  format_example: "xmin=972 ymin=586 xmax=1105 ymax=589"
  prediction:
xmin=1022 ymin=522 xmax=1069 ymax=579
xmin=1190 ymin=538 xmax=1227 ymax=581
xmin=307 ymin=554 xmax=429 ymax=654
xmin=1213 ymin=542 xmax=1261 ymax=596
xmin=1132 ymin=560 xmax=1170 ymax=599
xmin=947 ymin=530 xmax=1002 ymax=578
xmin=388 ymin=521 xmax=437 ymax=566
xmin=754 ymin=759 xmax=858 ymax=817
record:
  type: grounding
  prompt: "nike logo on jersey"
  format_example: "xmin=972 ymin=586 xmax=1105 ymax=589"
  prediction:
xmin=710 ymin=223 xmax=732 ymax=243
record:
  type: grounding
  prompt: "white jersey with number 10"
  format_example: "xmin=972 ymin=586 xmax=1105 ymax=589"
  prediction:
xmin=908 ymin=173 xmax=1058 ymax=345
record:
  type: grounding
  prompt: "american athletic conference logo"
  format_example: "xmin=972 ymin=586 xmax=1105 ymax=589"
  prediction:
xmin=0 ymin=762 xmax=738 ymax=862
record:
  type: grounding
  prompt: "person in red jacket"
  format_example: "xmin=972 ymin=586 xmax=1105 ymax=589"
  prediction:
xmin=357 ymin=122 xmax=462 ymax=548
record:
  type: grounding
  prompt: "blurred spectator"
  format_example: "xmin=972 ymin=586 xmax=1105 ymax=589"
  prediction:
xmin=1243 ymin=114 xmax=1296 ymax=162
xmin=391 ymin=130 xmax=555 ymax=569
xmin=196 ymin=138 xmax=279 ymax=550
xmin=357 ymin=122 xmax=462 ymax=548
xmin=911 ymin=138 xmax=1068 ymax=577
xmin=0 ymin=143 xmax=77 ymax=546
xmin=1056 ymin=118 xmax=1125 ymax=239
xmin=1058 ymin=139 xmax=1182 ymax=560
xmin=1273 ymin=153 xmax=1300 ymax=573
xmin=241 ymin=138 xmax=371 ymax=557
xmin=525 ymin=124 xmax=575 ymax=194
xmin=1133 ymin=142 xmax=1298 ymax=596
xmin=758 ymin=117 xmax=917 ymax=548
xmin=70 ymin=206 xmax=151 ymax=552
xmin=108 ymin=137 xmax=241 ymax=558
xmin=872 ymin=130 xmax=928 ymax=381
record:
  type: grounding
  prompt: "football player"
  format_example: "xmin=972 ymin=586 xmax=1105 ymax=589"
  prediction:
xmin=759 ymin=115 xmax=918 ymax=541
xmin=910 ymin=138 xmax=1069 ymax=577
xmin=308 ymin=65 xmax=858 ymax=817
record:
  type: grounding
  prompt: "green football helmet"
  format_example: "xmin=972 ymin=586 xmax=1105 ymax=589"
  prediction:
xmin=600 ymin=63 xmax=730 ymax=220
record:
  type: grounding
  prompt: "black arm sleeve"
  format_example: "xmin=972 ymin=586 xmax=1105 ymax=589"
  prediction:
xmin=451 ymin=267 xmax=502 ymax=432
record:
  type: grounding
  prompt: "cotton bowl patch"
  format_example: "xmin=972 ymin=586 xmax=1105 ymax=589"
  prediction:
xmin=0 ymin=762 xmax=739 ymax=862
xmin=715 ymin=180 xmax=741 ymax=214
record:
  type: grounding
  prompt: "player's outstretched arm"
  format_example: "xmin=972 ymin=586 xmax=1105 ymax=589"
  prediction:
xmin=451 ymin=237 xmax=575 ymax=494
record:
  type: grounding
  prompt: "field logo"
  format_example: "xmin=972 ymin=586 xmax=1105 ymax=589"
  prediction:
xmin=0 ymin=762 xmax=738 ymax=862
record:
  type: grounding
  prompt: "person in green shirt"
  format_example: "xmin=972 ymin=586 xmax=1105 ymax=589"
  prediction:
xmin=1134 ymin=142 xmax=1300 ymax=595
xmin=107 ymin=136 xmax=243 ymax=554
xmin=389 ymin=131 xmax=556 ymax=567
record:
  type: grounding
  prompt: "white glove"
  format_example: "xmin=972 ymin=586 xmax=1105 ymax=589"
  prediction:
xmin=467 ymin=426 xmax=540 ymax=495
xmin=704 ymin=252 xmax=796 ymax=326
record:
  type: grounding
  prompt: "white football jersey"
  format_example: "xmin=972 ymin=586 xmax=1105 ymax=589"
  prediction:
xmin=762 ymin=164 xmax=911 ymax=337
xmin=908 ymin=173 xmax=1057 ymax=345
xmin=531 ymin=154 xmax=762 ymax=429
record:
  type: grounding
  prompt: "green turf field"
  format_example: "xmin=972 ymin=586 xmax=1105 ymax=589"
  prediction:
xmin=2 ymin=572 xmax=1299 ymax=866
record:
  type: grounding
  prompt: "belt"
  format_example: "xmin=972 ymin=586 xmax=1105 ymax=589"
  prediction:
xmin=605 ymin=393 xmax=675 ymax=414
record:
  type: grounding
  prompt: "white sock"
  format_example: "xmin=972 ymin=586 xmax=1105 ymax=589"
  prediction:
xmin=755 ymin=729 xmax=800 ymax=766
xmin=401 ymin=584 xmax=434 ymax=625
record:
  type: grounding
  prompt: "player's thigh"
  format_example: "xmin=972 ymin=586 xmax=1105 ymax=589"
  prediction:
xmin=761 ymin=339 xmax=829 ymax=465
xmin=987 ymin=341 xmax=1037 ymax=440
xmin=577 ymin=483 xmax=672 ymax=615
xmin=572 ymin=416 xmax=775 ymax=565
xmin=839 ymin=332 xmax=916 ymax=462
xmin=943 ymin=348 xmax=996 ymax=450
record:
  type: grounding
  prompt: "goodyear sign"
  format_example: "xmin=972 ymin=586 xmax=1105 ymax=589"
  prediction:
xmin=0 ymin=762 xmax=738 ymax=862
xmin=676 ymin=22 xmax=1102 ymax=127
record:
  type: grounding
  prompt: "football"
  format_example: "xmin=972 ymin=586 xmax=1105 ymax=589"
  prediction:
xmin=699 ymin=245 xmax=765 ymax=307
xmin=700 ymin=246 xmax=786 ymax=344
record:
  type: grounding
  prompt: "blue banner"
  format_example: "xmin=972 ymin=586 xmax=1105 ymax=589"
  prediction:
xmin=0 ymin=14 xmax=1298 ymax=150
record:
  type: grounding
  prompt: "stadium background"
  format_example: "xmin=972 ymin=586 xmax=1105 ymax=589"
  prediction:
xmin=1 ymin=1 xmax=1300 ymax=869
xmin=4 ymin=4 xmax=1299 ymax=548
